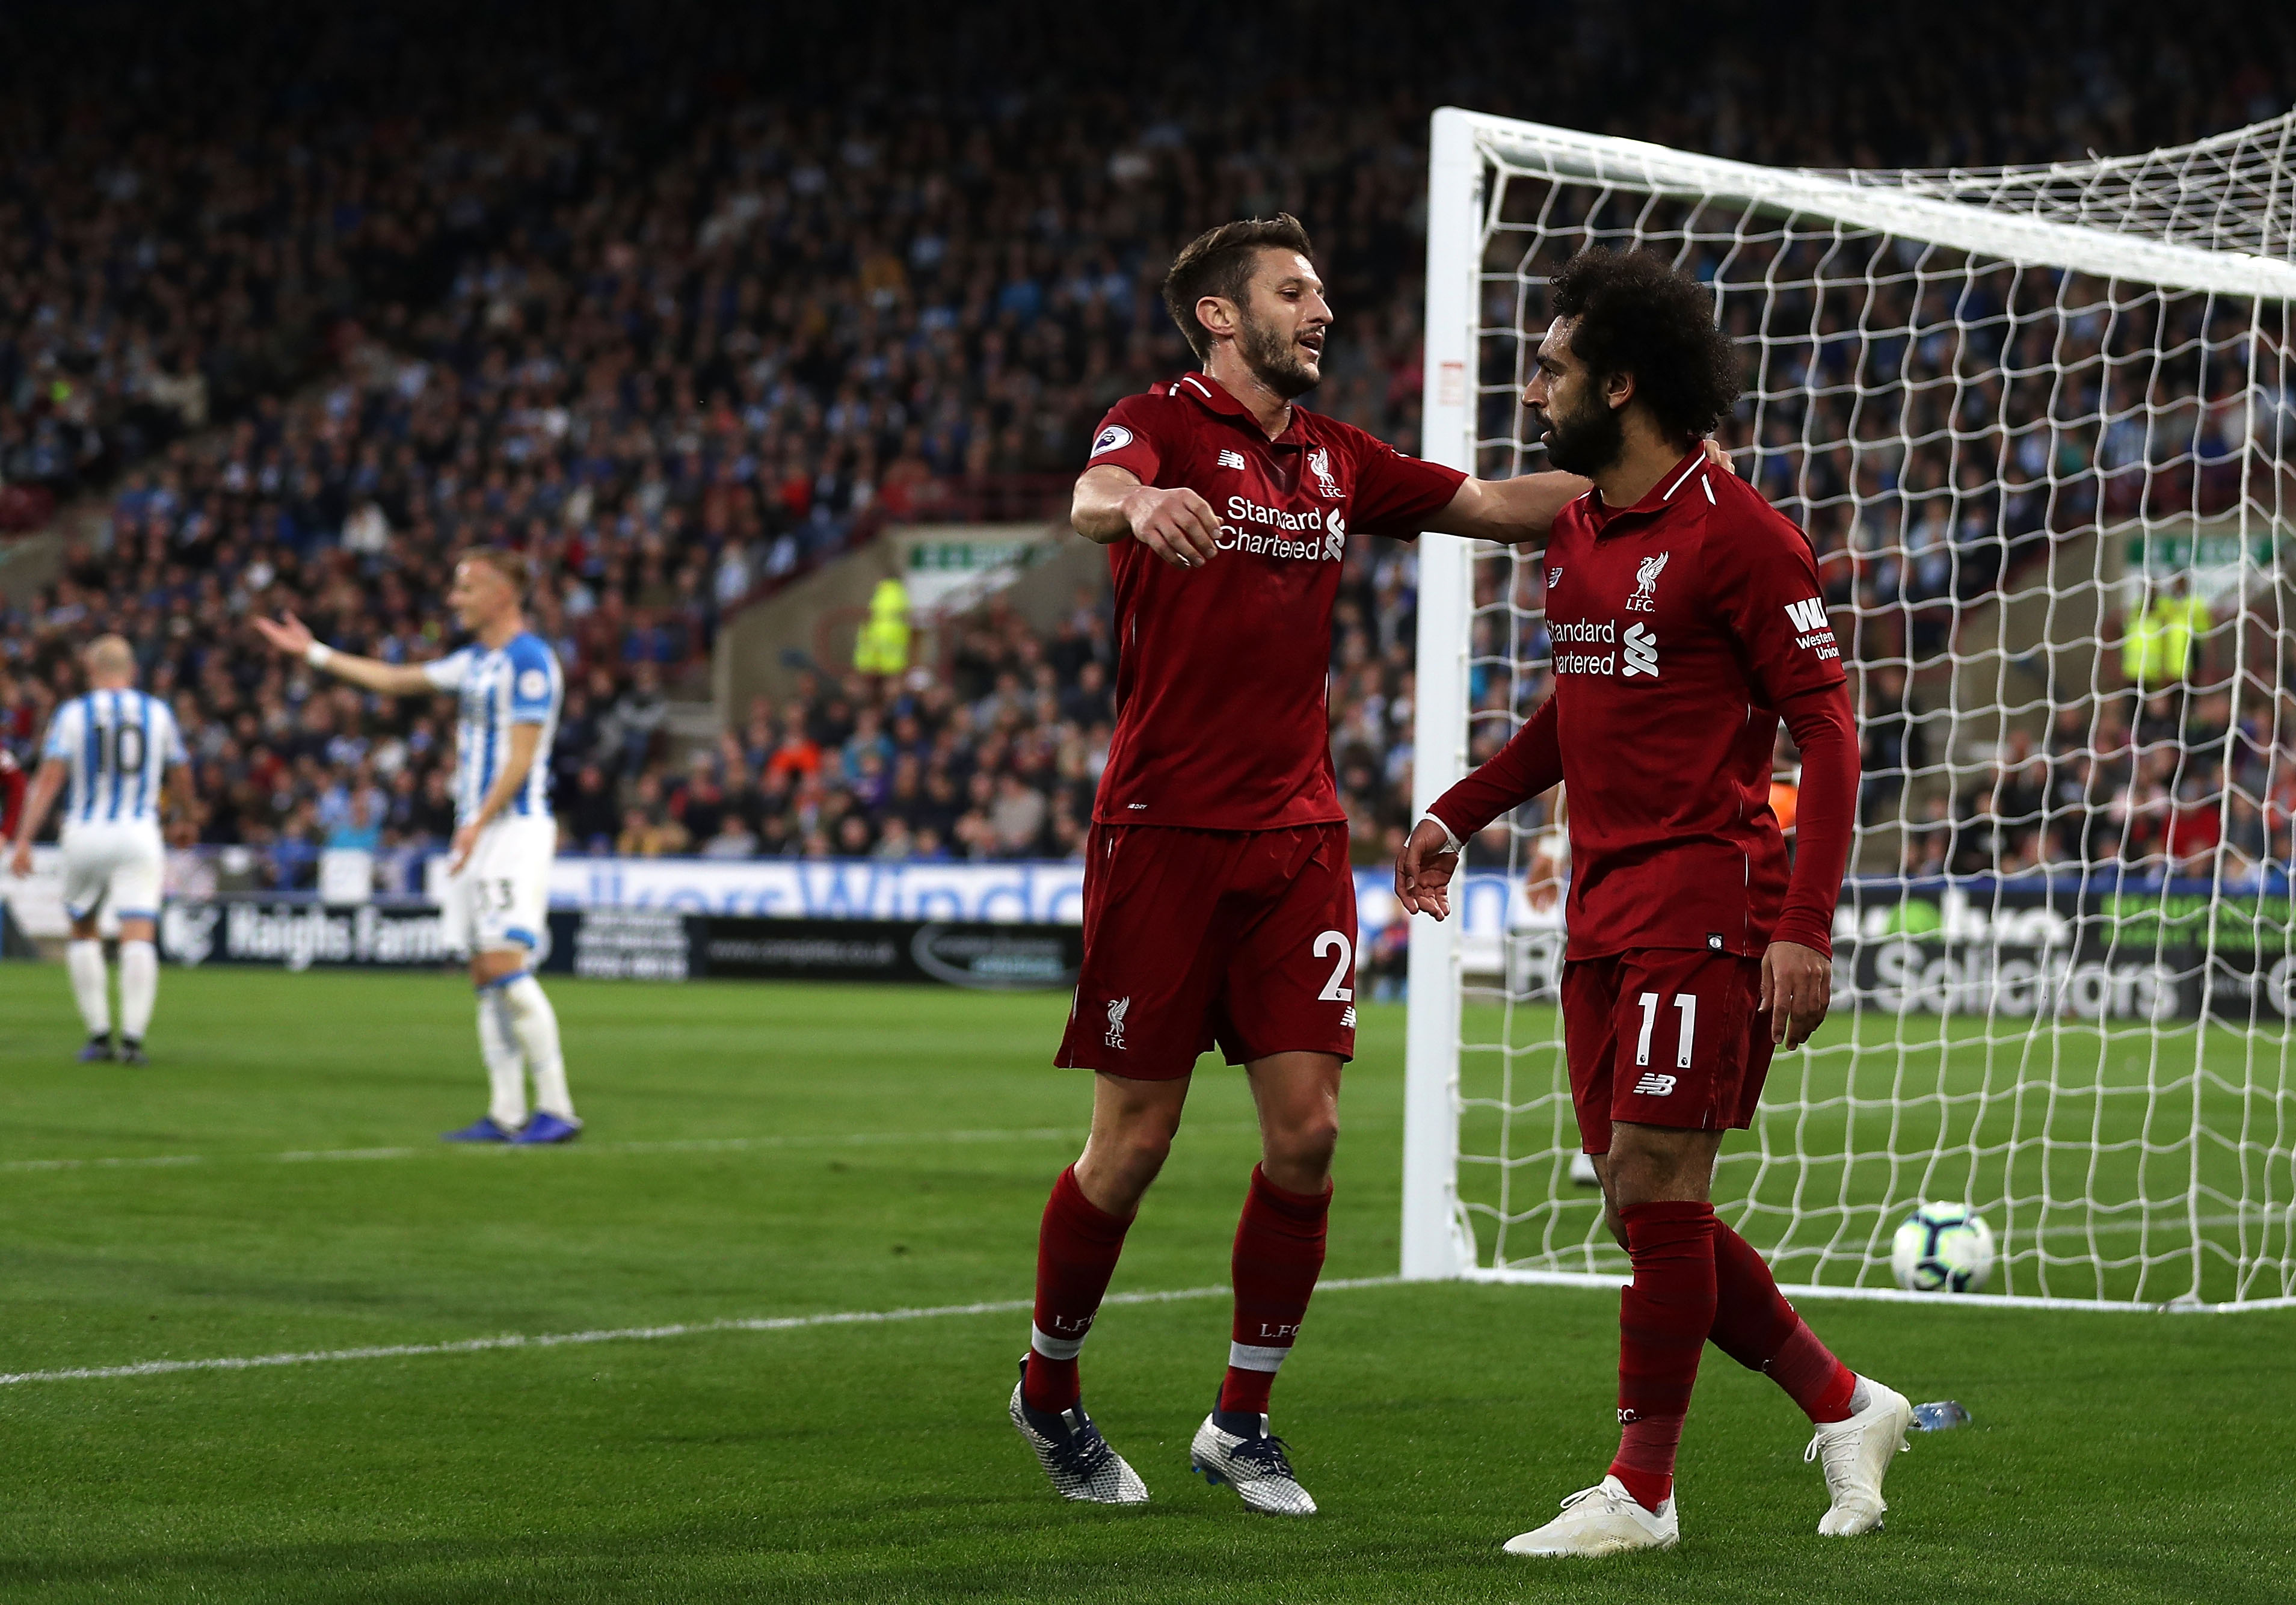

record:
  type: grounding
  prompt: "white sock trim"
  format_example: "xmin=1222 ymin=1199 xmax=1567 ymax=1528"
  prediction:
xmin=1227 ymin=1340 xmax=1291 ymax=1373
xmin=1029 ymin=1323 xmax=1087 ymax=1361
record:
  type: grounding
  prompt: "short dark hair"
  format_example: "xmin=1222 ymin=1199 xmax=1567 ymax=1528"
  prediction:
xmin=1161 ymin=214 xmax=1316 ymax=362
xmin=1547 ymin=249 xmax=1741 ymax=443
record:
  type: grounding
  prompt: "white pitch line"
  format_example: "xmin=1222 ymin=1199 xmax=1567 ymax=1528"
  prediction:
xmin=0 ymin=1125 xmax=1153 ymax=1175
xmin=0 ymin=1277 xmax=1406 ymax=1389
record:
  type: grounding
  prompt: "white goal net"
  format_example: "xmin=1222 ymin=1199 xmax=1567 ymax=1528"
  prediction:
xmin=1405 ymin=107 xmax=2296 ymax=1310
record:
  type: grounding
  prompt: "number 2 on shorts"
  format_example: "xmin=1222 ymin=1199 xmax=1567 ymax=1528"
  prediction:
xmin=1314 ymin=930 xmax=1354 ymax=1002
xmin=1634 ymin=991 xmax=1698 ymax=1068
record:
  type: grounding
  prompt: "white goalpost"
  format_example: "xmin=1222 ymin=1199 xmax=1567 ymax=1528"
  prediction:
xmin=1407 ymin=105 xmax=2296 ymax=1310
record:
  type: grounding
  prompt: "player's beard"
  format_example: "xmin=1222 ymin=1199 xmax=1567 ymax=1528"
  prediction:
xmin=1536 ymin=386 xmax=1626 ymax=476
xmin=1237 ymin=306 xmax=1322 ymax=399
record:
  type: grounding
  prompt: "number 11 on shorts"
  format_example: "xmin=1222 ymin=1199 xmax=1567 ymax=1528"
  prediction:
xmin=1634 ymin=991 xmax=1697 ymax=1069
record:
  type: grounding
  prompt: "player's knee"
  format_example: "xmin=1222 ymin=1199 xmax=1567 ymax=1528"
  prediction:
xmin=1264 ymin=1112 xmax=1340 ymax=1186
xmin=1601 ymin=1147 xmax=1670 ymax=1209
xmin=1116 ymin=1121 xmax=1176 ymax=1176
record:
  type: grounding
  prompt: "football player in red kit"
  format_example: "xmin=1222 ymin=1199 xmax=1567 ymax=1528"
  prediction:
xmin=1396 ymin=250 xmax=1911 ymax=1555
xmin=1011 ymin=215 xmax=1669 ymax=1514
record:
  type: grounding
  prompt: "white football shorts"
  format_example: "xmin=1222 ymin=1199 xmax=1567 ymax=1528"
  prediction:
xmin=60 ymin=820 xmax=165 ymax=925
xmin=439 ymin=815 xmax=557 ymax=958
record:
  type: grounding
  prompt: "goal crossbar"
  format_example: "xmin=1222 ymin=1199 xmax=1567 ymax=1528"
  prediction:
xmin=1454 ymin=109 xmax=2296 ymax=301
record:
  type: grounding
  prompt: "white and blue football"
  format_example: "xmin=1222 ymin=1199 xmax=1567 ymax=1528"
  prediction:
xmin=1890 ymin=1203 xmax=1996 ymax=1293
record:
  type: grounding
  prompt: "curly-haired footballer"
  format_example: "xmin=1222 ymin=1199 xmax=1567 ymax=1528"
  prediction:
xmin=1396 ymin=249 xmax=1912 ymax=1556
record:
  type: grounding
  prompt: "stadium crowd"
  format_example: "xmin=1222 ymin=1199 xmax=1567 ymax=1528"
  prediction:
xmin=4 ymin=1 xmax=2295 ymax=890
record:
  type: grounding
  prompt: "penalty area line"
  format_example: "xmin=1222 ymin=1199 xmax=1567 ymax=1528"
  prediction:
xmin=0 ymin=1277 xmax=1406 ymax=1390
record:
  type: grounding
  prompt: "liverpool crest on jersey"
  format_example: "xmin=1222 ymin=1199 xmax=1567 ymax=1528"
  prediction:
xmin=1307 ymin=446 xmax=1345 ymax=500
xmin=1626 ymin=552 xmax=1669 ymax=612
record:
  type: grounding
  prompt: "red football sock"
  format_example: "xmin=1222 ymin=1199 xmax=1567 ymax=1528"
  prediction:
xmin=1708 ymin=1218 xmax=1856 ymax=1423
xmin=1021 ymin=1166 xmax=1133 ymax=1412
xmin=1608 ymin=1200 xmax=1717 ymax=1514
xmin=1217 ymin=1165 xmax=1331 ymax=1417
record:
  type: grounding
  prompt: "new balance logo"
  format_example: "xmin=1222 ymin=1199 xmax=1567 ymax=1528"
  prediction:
xmin=1784 ymin=597 xmax=1829 ymax=632
xmin=1622 ymin=622 xmax=1658 ymax=677
xmin=1217 ymin=448 xmax=1249 ymax=470
xmin=1631 ymin=1072 xmax=1678 ymax=1097
xmin=1340 ymin=1006 xmax=1356 ymax=1029
xmin=1104 ymin=997 xmax=1130 ymax=1050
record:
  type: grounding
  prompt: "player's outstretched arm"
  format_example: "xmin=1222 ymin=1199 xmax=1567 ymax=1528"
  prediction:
xmin=1425 ymin=442 xmax=1733 ymax=547
xmin=1422 ymin=470 xmax=1589 ymax=548
xmin=250 ymin=613 xmax=435 ymax=697
xmin=1071 ymin=465 xmax=1220 ymax=568
xmin=1395 ymin=698 xmax=1565 ymax=920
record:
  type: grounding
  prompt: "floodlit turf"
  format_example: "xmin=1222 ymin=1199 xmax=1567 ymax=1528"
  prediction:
xmin=0 ymin=964 xmax=2289 ymax=1603
xmin=1458 ymin=996 xmax=2296 ymax=1304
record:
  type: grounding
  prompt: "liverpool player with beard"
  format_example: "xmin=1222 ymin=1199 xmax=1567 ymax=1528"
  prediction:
xmin=1009 ymin=215 xmax=1689 ymax=1515
xmin=1395 ymin=250 xmax=1910 ymax=1556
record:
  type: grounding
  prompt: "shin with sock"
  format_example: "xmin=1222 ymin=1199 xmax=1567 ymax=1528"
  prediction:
xmin=66 ymin=939 xmax=111 ymax=1039
xmin=118 ymin=940 xmax=158 ymax=1043
xmin=476 ymin=985 xmax=528 ymax=1131
xmin=1023 ymin=1166 xmax=1133 ymax=1411
xmin=1708 ymin=1218 xmax=1856 ymax=1423
xmin=1219 ymin=1165 xmax=1331 ymax=1417
xmin=1610 ymin=1200 xmax=1718 ymax=1512
xmin=502 ymin=973 xmax=573 ymax=1120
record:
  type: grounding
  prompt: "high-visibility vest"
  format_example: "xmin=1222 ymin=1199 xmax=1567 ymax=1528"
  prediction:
xmin=854 ymin=576 xmax=913 ymax=674
xmin=2123 ymin=594 xmax=2209 ymax=687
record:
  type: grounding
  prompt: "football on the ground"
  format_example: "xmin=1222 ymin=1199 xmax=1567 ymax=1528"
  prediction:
xmin=1891 ymin=1203 xmax=1996 ymax=1293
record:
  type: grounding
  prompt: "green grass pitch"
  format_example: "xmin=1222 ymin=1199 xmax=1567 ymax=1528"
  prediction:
xmin=0 ymin=964 xmax=2288 ymax=1603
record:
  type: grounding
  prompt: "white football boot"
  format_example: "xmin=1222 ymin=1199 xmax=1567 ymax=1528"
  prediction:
xmin=1189 ymin=1410 xmax=1317 ymax=1515
xmin=1008 ymin=1363 xmax=1150 ymax=1505
xmin=1504 ymin=1475 xmax=1679 ymax=1557
xmin=1805 ymin=1376 xmax=1913 ymax=1535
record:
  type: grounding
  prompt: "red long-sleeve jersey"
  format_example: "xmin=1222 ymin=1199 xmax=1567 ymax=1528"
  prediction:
xmin=1430 ymin=451 xmax=1857 ymax=959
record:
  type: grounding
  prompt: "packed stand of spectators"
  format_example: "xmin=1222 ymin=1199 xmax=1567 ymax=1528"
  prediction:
xmin=4 ymin=1 xmax=2295 ymax=889
xmin=543 ymin=520 xmax=1429 ymax=874
xmin=1867 ymin=611 xmax=2296 ymax=888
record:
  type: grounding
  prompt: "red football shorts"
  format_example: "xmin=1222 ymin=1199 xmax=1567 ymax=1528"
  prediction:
xmin=1559 ymin=948 xmax=1774 ymax=1154
xmin=1056 ymin=822 xmax=1358 ymax=1080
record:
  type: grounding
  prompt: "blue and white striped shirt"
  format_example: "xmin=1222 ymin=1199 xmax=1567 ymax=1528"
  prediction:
xmin=422 ymin=632 xmax=562 ymax=825
xmin=40 ymin=690 xmax=187 ymax=826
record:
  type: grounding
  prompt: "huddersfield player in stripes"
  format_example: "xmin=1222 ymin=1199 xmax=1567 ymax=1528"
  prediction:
xmin=10 ymin=636 xmax=193 ymax=1064
xmin=253 ymin=549 xmax=579 ymax=1145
